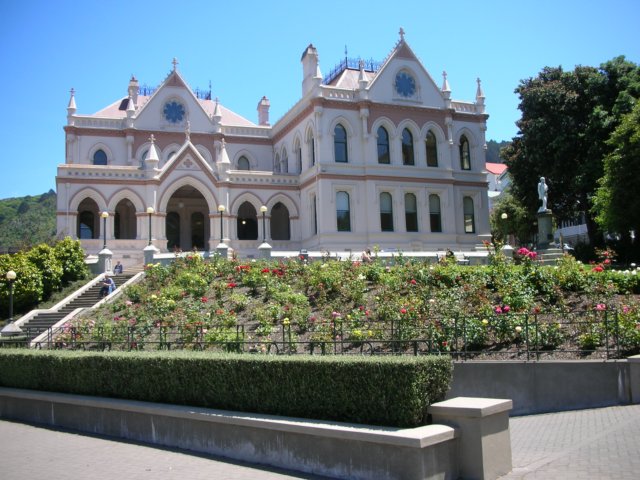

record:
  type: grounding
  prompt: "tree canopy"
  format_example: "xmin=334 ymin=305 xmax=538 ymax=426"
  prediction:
xmin=502 ymin=56 xmax=640 ymax=246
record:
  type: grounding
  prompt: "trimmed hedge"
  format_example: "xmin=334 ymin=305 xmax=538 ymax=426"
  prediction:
xmin=0 ymin=350 xmax=452 ymax=428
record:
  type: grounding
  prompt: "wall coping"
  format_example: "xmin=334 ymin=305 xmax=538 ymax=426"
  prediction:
xmin=429 ymin=396 xmax=513 ymax=418
xmin=0 ymin=387 xmax=456 ymax=449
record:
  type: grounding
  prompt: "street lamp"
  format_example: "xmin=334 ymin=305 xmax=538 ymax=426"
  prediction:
xmin=500 ymin=212 xmax=508 ymax=244
xmin=218 ymin=205 xmax=225 ymax=243
xmin=1 ymin=270 xmax=21 ymax=337
xmin=101 ymin=211 xmax=109 ymax=249
xmin=146 ymin=207 xmax=154 ymax=246
xmin=260 ymin=205 xmax=268 ymax=242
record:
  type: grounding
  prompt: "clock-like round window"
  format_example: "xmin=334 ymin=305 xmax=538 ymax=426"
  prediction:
xmin=163 ymin=101 xmax=185 ymax=123
xmin=395 ymin=71 xmax=416 ymax=97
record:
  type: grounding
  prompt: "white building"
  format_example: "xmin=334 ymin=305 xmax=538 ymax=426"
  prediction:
xmin=57 ymin=31 xmax=490 ymax=259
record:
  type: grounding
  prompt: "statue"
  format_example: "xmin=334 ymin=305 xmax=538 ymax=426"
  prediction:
xmin=537 ymin=177 xmax=548 ymax=212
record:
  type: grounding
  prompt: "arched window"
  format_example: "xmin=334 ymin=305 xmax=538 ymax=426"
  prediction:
xmin=274 ymin=153 xmax=281 ymax=173
xmin=460 ymin=135 xmax=471 ymax=170
xmin=93 ymin=149 xmax=107 ymax=165
xmin=77 ymin=198 xmax=99 ymax=239
xmin=380 ymin=192 xmax=394 ymax=232
xmin=281 ymin=149 xmax=289 ymax=173
xmin=377 ymin=126 xmax=390 ymax=164
xmin=426 ymin=131 xmax=438 ymax=167
xmin=114 ymin=199 xmax=136 ymax=240
xmin=402 ymin=129 xmax=414 ymax=166
xmin=334 ymin=124 xmax=348 ymax=163
xmin=237 ymin=202 xmax=258 ymax=240
xmin=295 ymin=140 xmax=302 ymax=173
xmin=312 ymin=195 xmax=318 ymax=235
xmin=238 ymin=156 xmax=250 ymax=170
xmin=429 ymin=194 xmax=442 ymax=233
xmin=140 ymin=149 xmax=148 ymax=169
xmin=271 ymin=202 xmax=290 ymax=240
xmin=336 ymin=191 xmax=351 ymax=231
xmin=405 ymin=193 xmax=418 ymax=232
xmin=463 ymin=196 xmax=475 ymax=233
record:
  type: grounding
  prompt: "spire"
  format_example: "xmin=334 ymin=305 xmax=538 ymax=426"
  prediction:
xmin=126 ymin=94 xmax=135 ymax=116
xmin=441 ymin=71 xmax=451 ymax=94
xmin=358 ymin=59 xmax=369 ymax=92
xmin=213 ymin=97 xmax=222 ymax=122
xmin=475 ymin=77 xmax=485 ymax=113
xmin=218 ymin=138 xmax=230 ymax=164
xmin=67 ymin=88 xmax=76 ymax=125
xmin=146 ymin=134 xmax=160 ymax=170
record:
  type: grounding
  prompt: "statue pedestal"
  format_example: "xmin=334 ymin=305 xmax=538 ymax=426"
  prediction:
xmin=537 ymin=210 xmax=554 ymax=250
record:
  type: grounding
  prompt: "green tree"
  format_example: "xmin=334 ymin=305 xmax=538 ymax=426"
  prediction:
xmin=592 ymin=101 xmax=640 ymax=250
xmin=0 ymin=252 xmax=44 ymax=317
xmin=503 ymin=57 xmax=640 ymax=246
xmin=491 ymin=190 xmax=536 ymax=245
xmin=54 ymin=237 xmax=88 ymax=284
xmin=27 ymin=244 xmax=63 ymax=298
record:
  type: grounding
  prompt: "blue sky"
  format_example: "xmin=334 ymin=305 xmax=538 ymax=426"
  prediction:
xmin=1 ymin=0 xmax=638 ymax=199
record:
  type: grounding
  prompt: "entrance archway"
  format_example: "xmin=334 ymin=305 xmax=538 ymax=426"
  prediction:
xmin=270 ymin=202 xmax=290 ymax=240
xmin=237 ymin=202 xmax=258 ymax=240
xmin=114 ymin=199 xmax=137 ymax=239
xmin=77 ymin=198 xmax=100 ymax=239
xmin=166 ymin=186 xmax=209 ymax=250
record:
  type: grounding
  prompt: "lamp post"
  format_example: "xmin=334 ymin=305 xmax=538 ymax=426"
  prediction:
xmin=260 ymin=205 xmax=268 ymax=242
xmin=101 ymin=211 xmax=109 ymax=249
xmin=500 ymin=212 xmax=508 ymax=244
xmin=218 ymin=205 xmax=225 ymax=243
xmin=146 ymin=207 xmax=154 ymax=246
xmin=1 ymin=270 xmax=21 ymax=336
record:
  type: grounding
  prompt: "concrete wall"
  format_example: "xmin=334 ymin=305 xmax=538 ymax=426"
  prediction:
xmin=448 ymin=360 xmax=632 ymax=416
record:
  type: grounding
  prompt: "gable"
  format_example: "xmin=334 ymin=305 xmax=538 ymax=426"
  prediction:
xmin=157 ymin=141 xmax=217 ymax=185
xmin=133 ymin=71 xmax=214 ymax=133
xmin=367 ymin=42 xmax=445 ymax=109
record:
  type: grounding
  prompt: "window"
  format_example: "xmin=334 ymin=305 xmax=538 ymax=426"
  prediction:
xmin=426 ymin=131 xmax=438 ymax=167
xmin=93 ymin=149 xmax=107 ymax=165
xmin=429 ymin=194 xmax=442 ymax=233
xmin=334 ymin=124 xmax=348 ymax=163
xmin=296 ymin=142 xmax=302 ymax=173
xmin=271 ymin=202 xmax=291 ymax=240
xmin=463 ymin=196 xmax=475 ymax=233
xmin=312 ymin=196 xmax=318 ymax=235
xmin=309 ymin=132 xmax=315 ymax=166
xmin=274 ymin=153 xmax=281 ymax=173
xmin=237 ymin=202 xmax=258 ymax=240
xmin=140 ymin=149 xmax=148 ymax=169
xmin=281 ymin=149 xmax=289 ymax=173
xmin=377 ymin=126 xmax=390 ymax=164
xmin=336 ymin=191 xmax=351 ymax=231
xmin=237 ymin=156 xmax=250 ymax=170
xmin=402 ymin=129 xmax=414 ymax=165
xmin=405 ymin=193 xmax=418 ymax=232
xmin=380 ymin=192 xmax=394 ymax=231
xmin=460 ymin=135 xmax=471 ymax=170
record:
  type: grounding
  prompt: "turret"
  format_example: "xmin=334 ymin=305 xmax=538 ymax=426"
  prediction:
xmin=257 ymin=96 xmax=270 ymax=126
xmin=301 ymin=44 xmax=322 ymax=96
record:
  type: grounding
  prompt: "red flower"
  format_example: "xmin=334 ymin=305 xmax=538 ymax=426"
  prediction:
xmin=604 ymin=259 xmax=611 ymax=265
xmin=503 ymin=305 xmax=511 ymax=313
xmin=261 ymin=268 xmax=270 ymax=273
xmin=410 ymin=279 xmax=417 ymax=285
xmin=227 ymin=282 xmax=237 ymax=288
xmin=201 ymin=296 xmax=208 ymax=303
xmin=592 ymin=265 xmax=604 ymax=272
xmin=400 ymin=308 xmax=407 ymax=314
xmin=494 ymin=306 xmax=503 ymax=314
xmin=442 ymin=341 xmax=448 ymax=347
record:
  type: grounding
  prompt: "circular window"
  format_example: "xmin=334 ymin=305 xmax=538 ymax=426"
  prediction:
xmin=394 ymin=71 xmax=416 ymax=97
xmin=163 ymin=101 xmax=185 ymax=123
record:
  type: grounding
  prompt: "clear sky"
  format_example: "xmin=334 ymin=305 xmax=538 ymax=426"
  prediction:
xmin=1 ymin=0 xmax=638 ymax=199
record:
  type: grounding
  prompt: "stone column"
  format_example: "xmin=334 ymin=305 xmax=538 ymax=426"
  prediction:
xmin=537 ymin=210 xmax=554 ymax=250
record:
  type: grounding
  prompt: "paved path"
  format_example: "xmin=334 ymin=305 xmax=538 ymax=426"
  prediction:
xmin=501 ymin=404 xmax=640 ymax=479
xmin=1 ymin=404 xmax=639 ymax=479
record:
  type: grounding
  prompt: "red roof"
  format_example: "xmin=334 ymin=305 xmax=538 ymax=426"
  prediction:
xmin=486 ymin=162 xmax=507 ymax=175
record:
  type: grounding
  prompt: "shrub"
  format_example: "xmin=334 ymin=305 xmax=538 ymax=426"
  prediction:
xmin=27 ymin=243 xmax=63 ymax=298
xmin=0 ymin=350 xmax=452 ymax=428
xmin=53 ymin=237 xmax=88 ymax=284
xmin=0 ymin=251 xmax=44 ymax=316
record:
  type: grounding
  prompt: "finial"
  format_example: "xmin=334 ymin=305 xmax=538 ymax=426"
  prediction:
xmin=172 ymin=57 xmax=178 ymax=71
xmin=344 ymin=45 xmax=348 ymax=61
xmin=149 ymin=134 xmax=156 ymax=145
xmin=441 ymin=71 xmax=451 ymax=92
xmin=476 ymin=77 xmax=485 ymax=99
xmin=399 ymin=27 xmax=405 ymax=41
xmin=70 ymin=87 xmax=75 ymax=97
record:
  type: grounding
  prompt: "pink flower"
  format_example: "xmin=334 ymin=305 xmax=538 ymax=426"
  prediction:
xmin=595 ymin=303 xmax=606 ymax=311
xmin=503 ymin=305 xmax=511 ymax=313
xmin=494 ymin=306 xmax=503 ymax=314
xmin=604 ymin=258 xmax=611 ymax=265
xmin=592 ymin=265 xmax=604 ymax=272
xmin=201 ymin=296 xmax=208 ymax=303
xmin=400 ymin=308 xmax=407 ymax=314
xmin=517 ymin=247 xmax=529 ymax=256
xmin=410 ymin=279 xmax=417 ymax=285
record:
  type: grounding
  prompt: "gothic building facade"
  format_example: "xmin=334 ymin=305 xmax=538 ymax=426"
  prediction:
xmin=57 ymin=32 xmax=490 ymax=258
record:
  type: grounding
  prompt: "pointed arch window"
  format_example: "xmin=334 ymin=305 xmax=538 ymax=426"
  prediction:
xmin=295 ymin=141 xmax=302 ymax=173
xmin=336 ymin=191 xmax=351 ymax=231
xmin=429 ymin=194 xmax=442 ymax=233
xmin=426 ymin=131 xmax=438 ymax=167
xmin=271 ymin=202 xmax=291 ymax=240
xmin=377 ymin=126 xmax=390 ymax=164
xmin=237 ymin=156 xmax=250 ymax=170
xmin=93 ymin=149 xmax=107 ymax=165
xmin=405 ymin=193 xmax=418 ymax=232
xmin=312 ymin=195 xmax=318 ymax=235
xmin=281 ymin=149 xmax=289 ymax=173
xmin=308 ymin=131 xmax=315 ymax=166
xmin=334 ymin=124 xmax=348 ymax=163
xmin=463 ymin=196 xmax=475 ymax=233
xmin=274 ymin=153 xmax=281 ymax=173
xmin=402 ymin=129 xmax=414 ymax=165
xmin=237 ymin=202 xmax=258 ymax=240
xmin=460 ymin=135 xmax=471 ymax=170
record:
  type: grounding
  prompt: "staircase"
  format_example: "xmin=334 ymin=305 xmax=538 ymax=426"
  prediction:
xmin=20 ymin=273 xmax=134 ymax=341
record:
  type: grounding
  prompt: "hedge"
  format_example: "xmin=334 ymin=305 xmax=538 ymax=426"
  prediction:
xmin=0 ymin=350 xmax=452 ymax=428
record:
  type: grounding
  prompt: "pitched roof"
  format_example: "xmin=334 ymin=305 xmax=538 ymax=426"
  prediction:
xmin=486 ymin=162 xmax=508 ymax=175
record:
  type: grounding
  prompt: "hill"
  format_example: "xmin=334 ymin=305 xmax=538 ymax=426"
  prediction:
xmin=486 ymin=139 xmax=511 ymax=164
xmin=0 ymin=190 xmax=57 ymax=251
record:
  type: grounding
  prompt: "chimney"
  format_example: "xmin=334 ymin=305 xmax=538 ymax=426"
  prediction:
xmin=257 ymin=96 xmax=270 ymax=126
xmin=301 ymin=44 xmax=322 ymax=96
xmin=128 ymin=75 xmax=139 ymax=105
